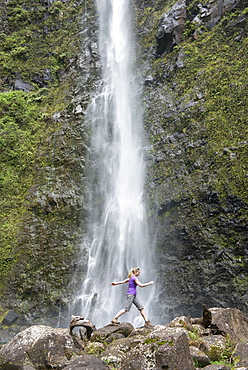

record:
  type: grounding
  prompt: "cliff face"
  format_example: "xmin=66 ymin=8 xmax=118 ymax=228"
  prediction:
xmin=0 ymin=0 xmax=99 ymax=324
xmin=134 ymin=0 xmax=248 ymax=321
xmin=0 ymin=0 xmax=247 ymax=325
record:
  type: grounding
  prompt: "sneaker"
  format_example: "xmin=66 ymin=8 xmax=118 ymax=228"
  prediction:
xmin=111 ymin=318 xmax=120 ymax=324
xmin=144 ymin=320 xmax=154 ymax=327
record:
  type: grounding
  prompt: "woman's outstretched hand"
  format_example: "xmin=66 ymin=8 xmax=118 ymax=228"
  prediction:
xmin=149 ymin=281 xmax=154 ymax=285
xmin=111 ymin=282 xmax=116 ymax=286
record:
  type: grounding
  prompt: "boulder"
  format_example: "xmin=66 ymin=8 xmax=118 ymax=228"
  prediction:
xmin=128 ymin=325 xmax=154 ymax=337
xmin=105 ymin=332 xmax=125 ymax=343
xmin=122 ymin=341 xmax=157 ymax=370
xmin=190 ymin=345 xmax=211 ymax=367
xmin=99 ymin=349 xmax=126 ymax=368
xmin=209 ymin=308 xmax=248 ymax=342
xmin=232 ymin=342 xmax=248 ymax=367
xmin=156 ymin=0 xmax=187 ymax=56
xmin=84 ymin=341 xmax=105 ymax=355
xmin=62 ymin=354 xmax=109 ymax=370
xmin=69 ymin=315 xmax=95 ymax=339
xmin=105 ymin=337 xmax=134 ymax=353
xmin=0 ymin=325 xmax=81 ymax=369
xmin=169 ymin=315 xmax=194 ymax=331
xmin=192 ymin=0 xmax=241 ymax=30
xmin=155 ymin=331 xmax=195 ymax=370
xmin=1 ymin=310 xmax=20 ymax=326
xmin=90 ymin=322 xmax=134 ymax=342
xmin=100 ymin=335 xmax=149 ymax=369
xmin=200 ymin=335 xmax=226 ymax=361
xmin=199 ymin=365 xmax=231 ymax=370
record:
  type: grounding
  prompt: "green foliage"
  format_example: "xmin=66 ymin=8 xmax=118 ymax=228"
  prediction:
xmin=0 ymin=0 xmax=83 ymax=84
xmin=176 ymin=11 xmax=248 ymax=201
xmin=85 ymin=342 xmax=105 ymax=355
xmin=142 ymin=4 xmax=248 ymax=206
xmin=209 ymin=335 xmax=237 ymax=368
xmin=0 ymin=0 xmax=93 ymax=304
xmin=144 ymin=338 xmax=158 ymax=344
xmin=0 ymin=90 xmax=45 ymax=279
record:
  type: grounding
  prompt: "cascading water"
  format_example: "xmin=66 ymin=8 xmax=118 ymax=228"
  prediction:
xmin=73 ymin=0 xmax=154 ymax=328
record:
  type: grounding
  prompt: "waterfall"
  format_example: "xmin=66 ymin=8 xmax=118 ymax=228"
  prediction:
xmin=74 ymin=0 xmax=154 ymax=328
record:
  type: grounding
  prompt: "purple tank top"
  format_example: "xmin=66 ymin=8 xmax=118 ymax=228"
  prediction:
xmin=126 ymin=275 xmax=137 ymax=295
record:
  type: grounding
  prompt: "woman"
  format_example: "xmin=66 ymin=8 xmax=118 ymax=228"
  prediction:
xmin=111 ymin=267 xmax=154 ymax=326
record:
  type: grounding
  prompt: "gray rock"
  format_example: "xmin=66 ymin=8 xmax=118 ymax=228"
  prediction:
xmin=63 ymin=355 xmax=110 ymax=370
xmin=209 ymin=308 xmax=248 ymax=342
xmin=193 ymin=0 xmax=241 ymax=30
xmin=156 ymin=0 xmax=187 ymax=56
xmin=169 ymin=315 xmax=193 ymax=331
xmin=0 ymin=325 xmax=81 ymax=369
xmin=232 ymin=342 xmax=248 ymax=367
xmin=155 ymin=331 xmax=195 ymax=370
xmin=190 ymin=346 xmax=211 ymax=367
xmin=99 ymin=349 xmax=125 ymax=368
xmin=14 ymin=77 xmax=34 ymax=92
xmin=1 ymin=310 xmax=20 ymax=326
xmin=90 ymin=322 xmax=134 ymax=342
xmin=201 ymin=365 xmax=231 ymax=370
xmin=200 ymin=334 xmax=227 ymax=361
xmin=144 ymin=75 xmax=156 ymax=86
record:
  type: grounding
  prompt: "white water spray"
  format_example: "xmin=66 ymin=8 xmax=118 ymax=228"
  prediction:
xmin=74 ymin=0 xmax=153 ymax=328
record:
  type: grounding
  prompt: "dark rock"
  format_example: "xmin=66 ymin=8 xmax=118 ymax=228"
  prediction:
xmin=90 ymin=322 xmax=134 ymax=342
xmin=63 ymin=355 xmax=110 ymax=370
xmin=105 ymin=332 xmax=125 ymax=343
xmin=202 ymin=305 xmax=212 ymax=327
xmin=192 ymin=0 xmax=241 ymax=31
xmin=144 ymin=75 xmax=157 ymax=86
xmin=1 ymin=310 xmax=20 ymax=326
xmin=156 ymin=0 xmax=187 ymax=56
xmin=155 ymin=331 xmax=195 ymax=370
xmin=176 ymin=50 xmax=186 ymax=68
xmin=69 ymin=315 xmax=95 ymax=339
xmin=190 ymin=346 xmax=211 ymax=367
xmin=31 ymin=69 xmax=53 ymax=87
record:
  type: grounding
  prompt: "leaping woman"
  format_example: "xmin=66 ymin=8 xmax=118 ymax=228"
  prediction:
xmin=111 ymin=267 xmax=154 ymax=326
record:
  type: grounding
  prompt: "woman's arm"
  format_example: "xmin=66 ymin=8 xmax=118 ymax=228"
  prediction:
xmin=111 ymin=278 xmax=129 ymax=286
xmin=135 ymin=279 xmax=154 ymax=288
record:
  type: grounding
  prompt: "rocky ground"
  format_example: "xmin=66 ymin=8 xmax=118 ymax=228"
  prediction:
xmin=0 ymin=306 xmax=248 ymax=370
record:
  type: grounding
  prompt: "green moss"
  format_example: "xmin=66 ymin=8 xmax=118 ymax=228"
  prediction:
xmin=158 ymin=340 xmax=174 ymax=346
xmin=0 ymin=90 xmax=47 ymax=279
xmin=0 ymin=0 xmax=97 ymax=310
xmin=144 ymin=338 xmax=158 ymax=344
xmin=142 ymin=5 xmax=248 ymax=205
xmin=0 ymin=0 xmax=83 ymax=85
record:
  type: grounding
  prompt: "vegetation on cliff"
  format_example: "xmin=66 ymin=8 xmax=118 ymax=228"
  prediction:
xmin=0 ymin=0 xmax=97 ymax=321
xmin=134 ymin=0 xmax=248 ymax=320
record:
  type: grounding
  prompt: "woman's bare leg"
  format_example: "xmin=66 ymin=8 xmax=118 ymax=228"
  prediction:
xmin=111 ymin=308 xmax=127 ymax=323
xmin=140 ymin=308 xmax=148 ymax=323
